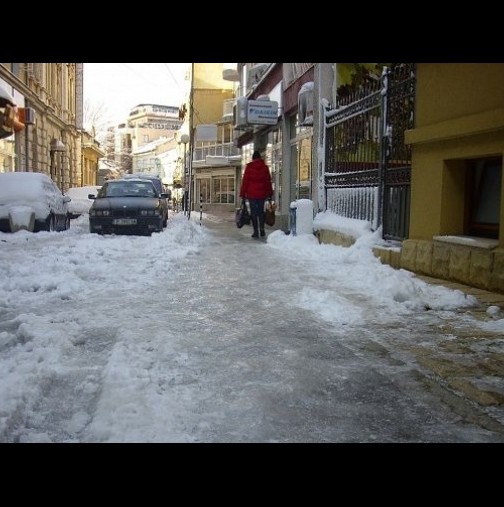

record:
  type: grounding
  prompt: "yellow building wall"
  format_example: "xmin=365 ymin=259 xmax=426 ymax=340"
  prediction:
xmin=405 ymin=64 xmax=504 ymax=245
xmin=191 ymin=64 xmax=235 ymax=127
xmin=193 ymin=63 xmax=235 ymax=91
xmin=415 ymin=64 xmax=504 ymax=127
xmin=410 ymin=132 xmax=504 ymax=239
xmin=193 ymin=89 xmax=234 ymax=126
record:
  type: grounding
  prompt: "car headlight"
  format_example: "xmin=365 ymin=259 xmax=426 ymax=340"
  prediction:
xmin=140 ymin=210 xmax=158 ymax=216
xmin=90 ymin=210 xmax=110 ymax=216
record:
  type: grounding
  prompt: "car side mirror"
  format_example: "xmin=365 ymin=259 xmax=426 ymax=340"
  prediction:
xmin=88 ymin=194 xmax=96 ymax=200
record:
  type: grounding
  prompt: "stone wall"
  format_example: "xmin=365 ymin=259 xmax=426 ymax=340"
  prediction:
xmin=316 ymin=228 xmax=504 ymax=294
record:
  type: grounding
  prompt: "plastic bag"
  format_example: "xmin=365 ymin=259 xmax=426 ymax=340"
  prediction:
xmin=235 ymin=200 xmax=251 ymax=228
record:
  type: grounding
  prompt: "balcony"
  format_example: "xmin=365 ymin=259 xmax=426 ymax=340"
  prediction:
xmin=193 ymin=142 xmax=241 ymax=167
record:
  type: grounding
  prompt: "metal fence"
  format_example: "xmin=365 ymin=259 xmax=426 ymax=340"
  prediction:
xmin=324 ymin=64 xmax=415 ymax=241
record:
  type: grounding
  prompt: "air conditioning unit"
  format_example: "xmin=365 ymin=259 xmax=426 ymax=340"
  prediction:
xmin=298 ymin=81 xmax=314 ymax=126
xmin=233 ymin=97 xmax=248 ymax=129
xmin=18 ymin=107 xmax=36 ymax=125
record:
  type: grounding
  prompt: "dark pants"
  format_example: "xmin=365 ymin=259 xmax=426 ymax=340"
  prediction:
xmin=248 ymin=199 xmax=265 ymax=234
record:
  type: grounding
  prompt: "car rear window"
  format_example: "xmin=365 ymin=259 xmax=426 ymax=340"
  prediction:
xmin=103 ymin=181 xmax=157 ymax=197
xmin=124 ymin=174 xmax=162 ymax=194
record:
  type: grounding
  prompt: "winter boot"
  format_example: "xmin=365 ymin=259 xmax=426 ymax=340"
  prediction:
xmin=251 ymin=215 xmax=259 ymax=238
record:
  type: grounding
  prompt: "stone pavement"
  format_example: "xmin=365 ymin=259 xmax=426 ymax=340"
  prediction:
xmin=195 ymin=208 xmax=504 ymax=433
xmin=410 ymin=275 xmax=504 ymax=430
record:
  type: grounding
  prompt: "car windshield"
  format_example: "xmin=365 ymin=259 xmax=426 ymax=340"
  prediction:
xmin=100 ymin=181 xmax=157 ymax=198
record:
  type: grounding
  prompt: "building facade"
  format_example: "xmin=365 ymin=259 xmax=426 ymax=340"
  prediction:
xmin=80 ymin=130 xmax=105 ymax=186
xmin=229 ymin=63 xmax=504 ymax=293
xmin=131 ymin=135 xmax=179 ymax=187
xmin=180 ymin=63 xmax=241 ymax=213
xmin=127 ymin=103 xmax=182 ymax=153
xmin=104 ymin=104 xmax=182 ymax=175
xmin=401 ymin=63 xmax=504 ymax=292
xmin=0 ymin=63 xmax=85 ymax=190
xmin=234 ymin=63 xmax=313 ymax=229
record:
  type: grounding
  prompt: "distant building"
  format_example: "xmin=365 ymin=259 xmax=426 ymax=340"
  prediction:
xmin=127 ymin=104 xmax=182 ymax=153
xmin=131 ymin=135 xmax=179 ymax=186
xmin=103 ymin=104 xmax=182 ymax=174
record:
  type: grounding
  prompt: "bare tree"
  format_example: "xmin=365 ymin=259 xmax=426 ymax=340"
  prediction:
xmin=83 ymin=99 xmax=111 ymax=139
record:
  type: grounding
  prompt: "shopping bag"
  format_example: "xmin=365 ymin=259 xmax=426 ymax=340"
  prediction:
xmin=264 ymin=201 xmax=276 ymax=227
xmin=235 ymin=200 xmax=251 ymax=228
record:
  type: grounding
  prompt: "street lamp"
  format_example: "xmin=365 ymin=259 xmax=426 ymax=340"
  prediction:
xmin=49 ymin=138 xmax=66 ymax=186
xmin=180 ymin=133 xmax=189 ymax=215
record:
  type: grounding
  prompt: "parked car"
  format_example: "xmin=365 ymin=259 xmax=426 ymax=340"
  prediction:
xmin=123 ymin=173 xmax=170 ymax=227
xmin=66 ymin=185 xmax=102 ymax=218
xmin=0 ymin=171 xmax=71 ymax=232
xmin=88 ymin=178 xmax=167 ymax=236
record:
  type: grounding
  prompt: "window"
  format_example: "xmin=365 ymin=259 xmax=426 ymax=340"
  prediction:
xmin=289 ymin=112 xmax=313 ymax=201
xmin=0 ymin=78 xmax=16 ymax=170
xmin=465 ymin=157 xmax=501 ymax=239
xmin=298 ymin=135 xmax=312 ymax=199
xmin=197 ymin=178 xmax=211 ymax=204
xmin=212 ymin=176 xmax=235 ymax=204
xmin=266 ymin=127 xmax=282 ymax=208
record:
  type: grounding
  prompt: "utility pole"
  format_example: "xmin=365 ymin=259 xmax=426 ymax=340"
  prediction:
xmin=187 ymin=63 xmax=194 ymax=220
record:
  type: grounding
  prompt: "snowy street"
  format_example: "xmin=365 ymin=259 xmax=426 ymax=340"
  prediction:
xmin=1 ymin=212 xmax=504 ymax=442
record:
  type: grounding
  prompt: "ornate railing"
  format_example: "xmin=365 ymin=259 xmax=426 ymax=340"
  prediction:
xmin=324 ymin=63 xmax=416 ymax=240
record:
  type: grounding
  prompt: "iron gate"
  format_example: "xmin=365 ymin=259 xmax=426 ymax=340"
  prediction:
xmin=324 ymin=64 xmax=416 ymax=241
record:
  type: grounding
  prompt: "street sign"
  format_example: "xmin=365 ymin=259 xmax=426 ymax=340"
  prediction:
xmin=247 ymin=100 xmax=279 ymax=125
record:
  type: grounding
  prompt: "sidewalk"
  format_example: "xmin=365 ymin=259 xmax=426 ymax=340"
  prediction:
xmin=197 ymin=209 xmax=504 ymax=431
xmin=199 ymin=207 xmax=504 ymax=311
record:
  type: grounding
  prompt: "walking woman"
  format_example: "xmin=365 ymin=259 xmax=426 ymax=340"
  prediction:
xmin=239 ymin=151 xmax=273 ymax=238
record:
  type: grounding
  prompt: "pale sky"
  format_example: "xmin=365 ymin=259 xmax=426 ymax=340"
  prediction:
xmin=83 ymin=63 xmax=189 ymax=129
xmin=2 ymin=207 xmax=503 ymax=442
